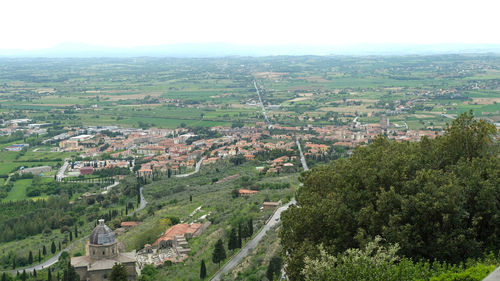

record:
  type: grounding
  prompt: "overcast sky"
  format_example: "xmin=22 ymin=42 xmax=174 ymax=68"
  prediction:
xmin=1 ymin=0 xmax=499 ymax=50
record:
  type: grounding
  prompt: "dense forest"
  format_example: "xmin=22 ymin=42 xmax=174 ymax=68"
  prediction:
xmin=280 ymin=111 xmax=499 ymax=280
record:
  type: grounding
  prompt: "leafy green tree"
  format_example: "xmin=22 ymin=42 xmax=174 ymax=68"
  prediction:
xmin=109 ymin=263 xmax=127 ymax=281
xmin=280 ymin=111 xmax=499 ymax=280
xmin=437 ymin=110 xmax=496 ymax=167
xmin=212 ymin=239 xmax=226 ymax=267
xmin=139 ymin=264 xmax=158 ymax=281
xmin=301 ymin=237 xmax=495 ymax=281
xmin=200 ymin=259 xmax=207 ymax=279
xmin=266 ymin=256 xmax=283 ymax=281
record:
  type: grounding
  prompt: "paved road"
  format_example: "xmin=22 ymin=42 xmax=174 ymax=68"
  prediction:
xmin=101 ymin=181 xmax=119 ymax=194
xmin=441 ymin=113 xmax=456 ymax=119
xmin=484 ymin=267 xmax=500 ymax=281
xmin=135 ymin=187 xmax=147 ymax=213
xmin=56 ymin=159 xmax=69 ymax=181
xmin=253 ymin=80 xmax=270 ymax=124
xmin=9 ymin=234 xmax=90 ymax=274
xmin=211 ymin=199 xmax=296 ymax=281
xmin=175 ymin=158 xmax=203 ymax=178
xmin=296 ymin=139 xmax=309 ymax=171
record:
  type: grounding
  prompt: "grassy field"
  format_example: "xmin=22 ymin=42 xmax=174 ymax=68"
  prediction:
xmin=1 ymin=56 xmax=499 ymax=127
xmin=3 ymin=179 xmax=32 ymax=202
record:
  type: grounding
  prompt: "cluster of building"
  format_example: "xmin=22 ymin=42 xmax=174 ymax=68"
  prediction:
xmin=0 ymin=119 xmax=50 ymax=137
xmin=136 ymin=222 xmax=211 ymax=268
xmin=2 ymin=116 xmax=454 ymax=181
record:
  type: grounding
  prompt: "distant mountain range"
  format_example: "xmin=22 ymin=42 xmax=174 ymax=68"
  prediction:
xmin=1 ymin=43 xmax=500 ymax=57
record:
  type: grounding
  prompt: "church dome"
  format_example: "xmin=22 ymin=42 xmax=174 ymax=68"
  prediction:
xmin=89 ymin=219 xmax=116 ymax=245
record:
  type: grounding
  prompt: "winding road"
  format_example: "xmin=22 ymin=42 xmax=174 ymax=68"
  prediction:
xmin=175 ymin=158 xmax=203 ymax=178
xmin=211 ymin=199 xmax=296 ymax=281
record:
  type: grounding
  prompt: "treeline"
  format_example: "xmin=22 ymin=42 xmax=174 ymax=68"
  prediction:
xmin=93 ymin=167 xmax=131 ymax=177
xmin=281 ymin=111 xmax=500 ymax=280
xmin=0 ymin=197 xmax=74 ymax=243
xmin=0 ymin=131 xmax=23 ymax=144
xmin=26 ymin=181 xmax=92 ymax=197
xmin=254 ymin=149 xmax=297 ymax=162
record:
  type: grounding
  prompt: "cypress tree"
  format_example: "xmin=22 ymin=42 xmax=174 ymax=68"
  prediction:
xmin=69 ymin=231 xmax=73 ymax=242
xmin=58 ymin=241 xmax=61 ymax=251
xmin=212 ymin=239 xmax=226 ymax=268
xmin=248 ymin=218 xmax=253 ymax=237
xmin=48 ymin=269 xmax=52 ymax=281
xmin=33 ymin=268 xmax=37 ymax=278
xmin=74 ymin=225 xmax=78 ymax=238
xmin=63 ymin=261 xmax=78 ymax=281
xmin=228 ymin=228 xmax=237 ymax=251
xmin=38 ymin=249 xmax=41 ymax=262
xmin=1 ymin=272 xmax=6 ymax=281
xmin=51 ymin=241 xmax=56 ymax=254
xmin=21 ymin=270 xmax=26 ymax=281
xmin=43 ymin=245 xmax=47 ymax=256
xmin=200 ymin=259 xmax=207 ymax=279
xmin=237 ymin=223 xmax=242 ymax=248
xmin=12 ymin=258 xmax=16 ymax=269
xmin=241 ymin=222 xmax=250 ymax=240
xmin=28 ymin=251 xmax=33 ymax=264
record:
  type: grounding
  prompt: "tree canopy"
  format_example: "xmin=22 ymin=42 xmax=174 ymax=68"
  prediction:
xmin=280 ymin=111 xmax=499 ymax=280
xmin=109 ymin=263 xmax=128 ymax=281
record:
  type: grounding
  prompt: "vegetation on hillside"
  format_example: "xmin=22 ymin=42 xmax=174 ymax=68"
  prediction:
xmin=281 ymin=111 xmax=499 ymax=280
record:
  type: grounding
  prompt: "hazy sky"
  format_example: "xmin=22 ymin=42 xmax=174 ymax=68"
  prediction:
xmin=1 ymin=0 xmax=499 ymax=50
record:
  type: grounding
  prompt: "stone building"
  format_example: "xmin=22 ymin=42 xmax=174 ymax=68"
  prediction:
xmin=71 ymin=219 xmax=137 ymax=281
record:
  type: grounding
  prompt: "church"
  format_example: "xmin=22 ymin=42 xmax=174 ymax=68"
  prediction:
xmin=71 ymin=219 xmax=137 ymax=281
